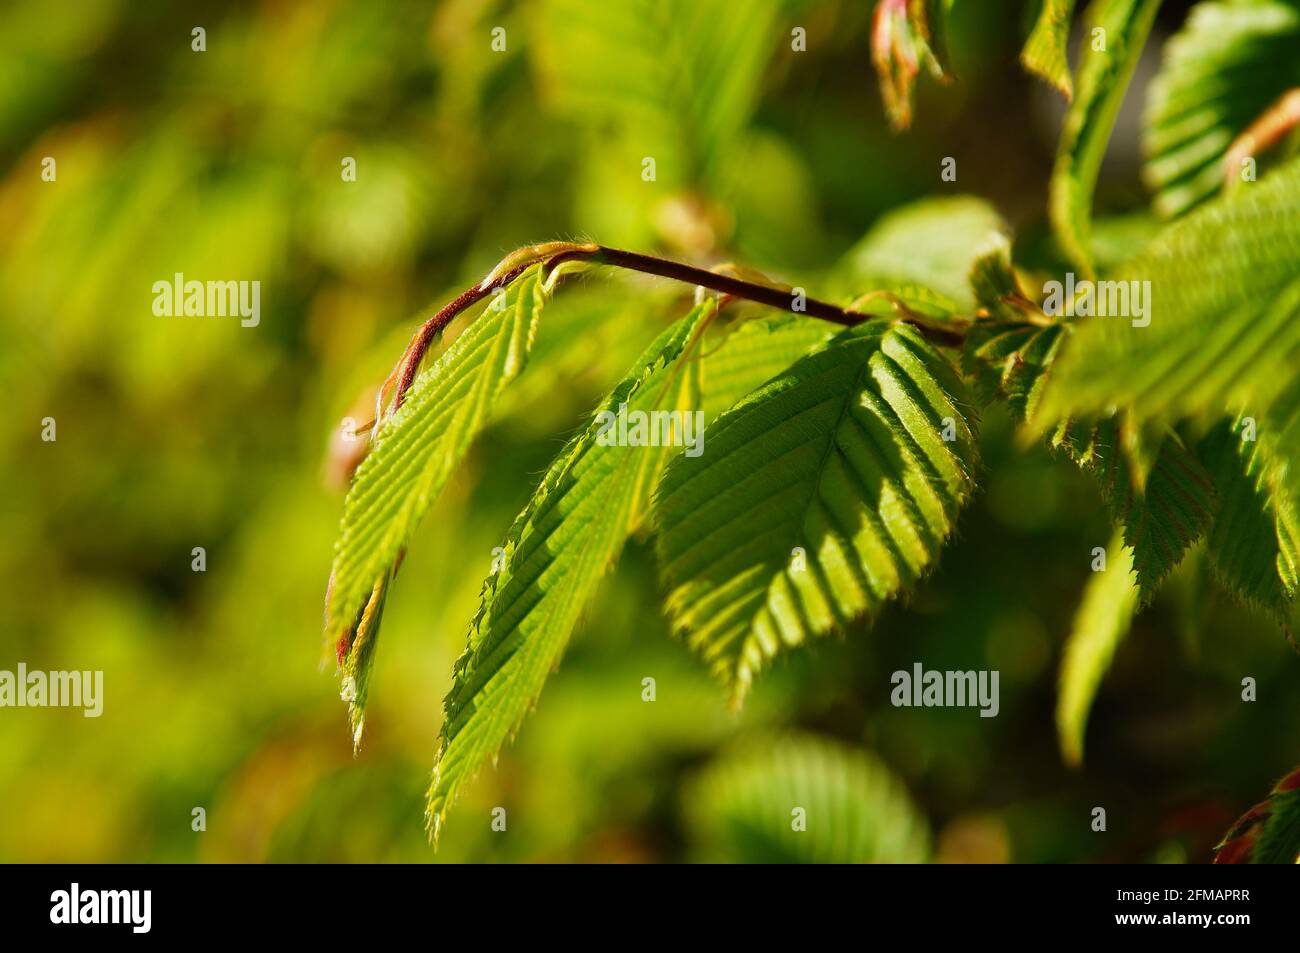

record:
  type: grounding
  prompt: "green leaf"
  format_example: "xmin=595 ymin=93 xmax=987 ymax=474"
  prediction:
xmin=494 ymin=281 xmax=677 ymax=425
xmin=1085 ymin=211 xmax=1164 ymax=270
xmin=836 ymin=196 xmax=1008 ymax=311
xmin=968 ymin=238 xmax=1042 ymax=325
xmin=1040 ymin=156 xmax=1300 ymax=429
xmin=1199 ymin=418 xmax=1300 ymax=624
xmin=699 ymin=313 xmax=837 ymax=419
xmin=683 ymin=733 xmax=930 ymax=863
xmin=1056 ymin=531 xmax=1139 ymax=767
xmin=427 ymin=301 xmax=715 ymax=838
xmin=655 ymin=320 xmax=979 ymax=702
xmin=1022 ymin=0 xmax=1079 ymax=99
xmin=535 ymin=0 xmax=778 ymax=187
xmin=854 ymin=284 xmax=967 ymax=329
xmin=1050 ymin=0 xmax=1162 ymax=275
xmin=532 ymin=0 xmax=783 ymax=252
xmin=1043 ymin=416 xmax=1212 ymax=604
xmin=964 ymin=240 xmax=1066 ymax=421
xmin=1143 ymin=0 xmax=1300 ymax=218
xmin=326 ymin=266 xmax=547 ymax=703
xmin=339 ymin=569 xmax=389 ymax=748
xmin=964 ymin=322 xmax=1066 ymax=422
xmin=1258 ymin=384 xmax=1300 ymax=590
xmin=965 ymin=243 xmax=1214 ymax=601
xmin=1167 ymin=543 xmax=1211 ymax=659
xmin=1089 ymin=425 xmax=1218 ymax=602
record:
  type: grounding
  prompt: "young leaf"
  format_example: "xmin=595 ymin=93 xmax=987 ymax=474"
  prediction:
xmin=655 ymin=320 xmax=979 ymax=702
xmin=871 ymin=0 xmax=956 ymax=131
xmin=427 ymin=301 xmax=715 ymax=838
xmin=1056 ymin=531 xmax=1139 ymax=767
xmin=969 ymin=342 xmax=1213 ymax=604
xmin=1258 ymin=383 xmax=1300 ymax=583
xmin=339 ymin=569 xmax=390 ymax=748
xmin=1215 ymin=766 xmax=1300 ymax=863
xmin=326 ymin=266 xmax=548 ymax=720
xmin=967 ymin=322 xmax=1064 ymax=412
xmin=1040 ymin=156 xmax=1300 ymax=429
xmin=1198 ymin=418 xmax=1300 ymax=624
xmin=965 ymin=255 xmax=1212 ymax=606
xmin=1050 ymin=0 xmax=1162 ymax=275
xmin=968 ymin=239 xmax=1044 ymax=324
xmin=836 ymin=196 xmax=1008 ymax=311
xmin=1090 ymin=426 xmax=1218 ymax=602
xmin=921 ymin=0 xmax=957 ymax=75
xmin=1022 ymin=0 xmax=1079 ymax=99
xmin=964 ymin=322 xmax=1065 ymax=422
xmin=1038 ymin=416 xmax=1210 ymax=604
xmin=965 ymin=244 xmax=1214 ymax=601
xmin=1144 ymin=0 xmax=1300 ymax=218
xmin=700 ymin=313 xmax=837 ymax=418
xmin=684 ymin=733 xmax=930 ymax=863
xmin=964 ymin=241 xmax=1065 ymax=420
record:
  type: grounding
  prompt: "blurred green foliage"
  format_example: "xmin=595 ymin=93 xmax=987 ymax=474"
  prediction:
xmin=0 ymin=0 xmax=1295 ymax=863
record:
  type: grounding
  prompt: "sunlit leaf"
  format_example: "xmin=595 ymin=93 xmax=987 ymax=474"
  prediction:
xmin=836 ymin=196 xmax=1007 ymax=310
xmin=700 ymin=313 xmax=837 ymax=418
xmin=655 ymin=320 xmax=979 ymax=702
xmin=1040 ymin=156 xmax=1300 ymax=428
xmin=964 ymin=241 xmax=1065 ymax=421
xmin=327 ymin=267 xmax=548 ymax=723
xmin=427 ymin=301 xmax=715 ymax=838
xmin=1022 ymin=0 xmax=1079 ymax=99
xmin=1090 ymin=426 xmax=1217 ymax=602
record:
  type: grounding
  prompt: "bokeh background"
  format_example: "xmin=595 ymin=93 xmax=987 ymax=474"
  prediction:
xmin=1 ymin=0 xmax=1296 ymax=863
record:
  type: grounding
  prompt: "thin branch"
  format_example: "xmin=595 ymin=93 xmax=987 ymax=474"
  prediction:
xmin=1223 ymin=88 xmax=1300 ymax=193
xmin=384 ymin=260 xmax=535 ymax=418
xmin=382 ymin=242 xmax=969 ymax=415
xmin=579 ymin=245 xmax=970 ymax=347
xmin=554 ymin=246 xmax=861 ymax=324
